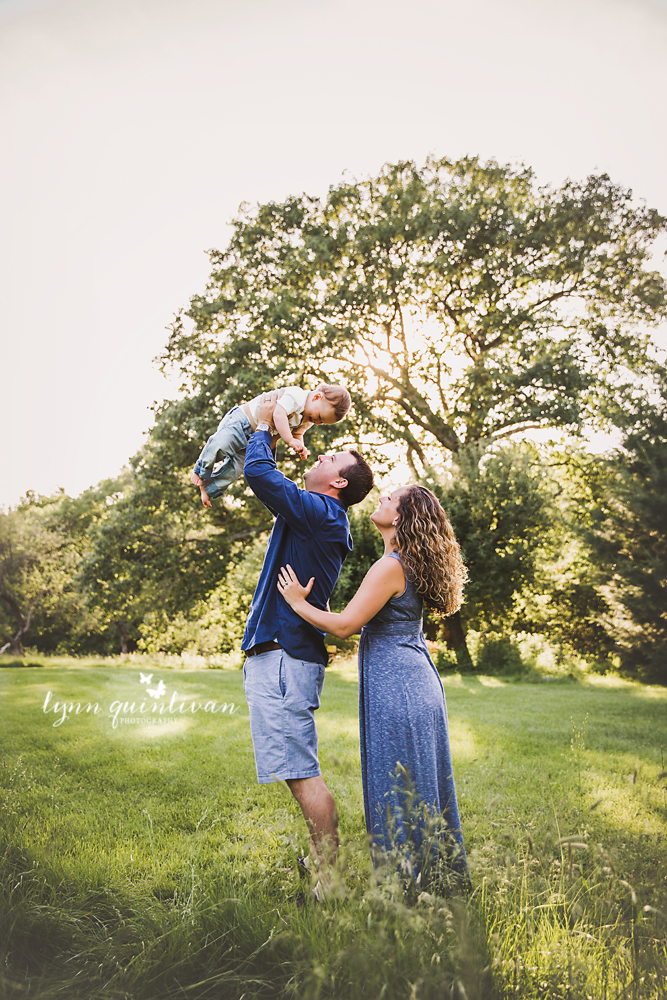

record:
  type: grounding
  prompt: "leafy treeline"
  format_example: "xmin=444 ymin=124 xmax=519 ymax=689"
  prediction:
xmin=1 ymin=156 xmax=666 ymax=679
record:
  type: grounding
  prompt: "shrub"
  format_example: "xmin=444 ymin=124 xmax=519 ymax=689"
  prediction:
xmin=476 ymin=636 xmax=524 ymax=675
xmin=435 ymin=646 xmax=459 ymax=672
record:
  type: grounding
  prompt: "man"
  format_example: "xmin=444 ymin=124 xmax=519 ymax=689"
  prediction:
xmin=241 ymin=391 xmax=374 ymax=882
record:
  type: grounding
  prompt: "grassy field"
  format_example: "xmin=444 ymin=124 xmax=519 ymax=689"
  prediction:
xmin=1 ymin=656 xmax=666 ymax=999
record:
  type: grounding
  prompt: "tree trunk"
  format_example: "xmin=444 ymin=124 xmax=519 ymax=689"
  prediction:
xmin=117 ymin=624 xmax=128 ymax=655
xmin=0 ymin=590 xmax=32 ymax=656
xmin=446 ymin=611 xmax=474 ymax=671
xmin=10 ymin=632 xmax=25 ymax=656
xmin=0 ymin=628 xmax=27 ymax=656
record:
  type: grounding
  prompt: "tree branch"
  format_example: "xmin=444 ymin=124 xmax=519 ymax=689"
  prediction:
xmin=488 ymin=423 xmax=545 ymax=442
xmin=341 ymin=357 xmax=461 ymax=452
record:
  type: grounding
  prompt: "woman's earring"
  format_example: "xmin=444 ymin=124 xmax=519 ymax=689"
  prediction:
xmin=392 ymin=518 xmax=398 ymax=525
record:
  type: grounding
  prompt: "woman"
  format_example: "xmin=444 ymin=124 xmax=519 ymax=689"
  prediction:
xmin=278 ymin=484 xmax=469 ymax=888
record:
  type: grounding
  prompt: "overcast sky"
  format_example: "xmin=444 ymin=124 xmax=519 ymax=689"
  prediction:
xmin=1 ymin=0 xmax=667 ymax=507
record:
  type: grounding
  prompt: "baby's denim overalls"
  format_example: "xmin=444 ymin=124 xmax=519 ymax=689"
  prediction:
xmin=193 ymin=406 xmax=254 ymax=500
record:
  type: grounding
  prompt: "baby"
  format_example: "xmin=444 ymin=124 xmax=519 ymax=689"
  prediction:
xmin=191 ymin=383 xmax=351 ymax=507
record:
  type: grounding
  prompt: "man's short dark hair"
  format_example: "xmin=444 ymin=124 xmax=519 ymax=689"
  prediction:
xmin=338 ymin=449 xmax=374 ymax=508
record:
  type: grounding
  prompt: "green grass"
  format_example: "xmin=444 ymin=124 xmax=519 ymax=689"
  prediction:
xmin=1 ymin=656 xmax=666 ymax=999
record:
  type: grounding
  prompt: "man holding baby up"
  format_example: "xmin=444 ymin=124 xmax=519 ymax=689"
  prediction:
xmin=240 ymin=390 xmax=373 ymax=892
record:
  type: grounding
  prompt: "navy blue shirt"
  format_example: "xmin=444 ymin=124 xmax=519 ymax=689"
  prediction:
xmin=242 ymin=430 xmax=353 ymax=665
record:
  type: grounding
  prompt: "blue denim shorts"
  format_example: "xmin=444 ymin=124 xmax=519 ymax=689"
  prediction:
xmin=243 ymin=649 xmax=326 ymax=783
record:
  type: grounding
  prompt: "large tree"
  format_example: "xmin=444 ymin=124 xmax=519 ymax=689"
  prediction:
xmin=162 ymin=156 xmax=665 ymax=462
xmin=153 ymin=156 xmax=666 ymax=660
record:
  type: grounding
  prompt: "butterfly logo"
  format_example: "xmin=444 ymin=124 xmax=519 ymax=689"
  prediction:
xmin=139 ymin=672 xmax=153 ymax=685
xmin=146 ymin=680 xmax=167 ymax=699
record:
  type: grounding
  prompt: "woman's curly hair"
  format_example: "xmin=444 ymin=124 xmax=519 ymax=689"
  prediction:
xmin=394 ymin=485 xmax=467 ymax=615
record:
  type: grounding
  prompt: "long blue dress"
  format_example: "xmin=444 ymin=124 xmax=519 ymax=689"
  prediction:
xmin=358 ymin=552 xmax=468 ymax=883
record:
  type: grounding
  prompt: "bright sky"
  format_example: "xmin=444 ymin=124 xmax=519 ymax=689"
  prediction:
xmin=1 ymin=0 xmax=667 ymax=507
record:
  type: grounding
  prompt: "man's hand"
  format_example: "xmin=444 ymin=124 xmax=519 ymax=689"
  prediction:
xmin=256 ymin=390 xmax=279 ymax=429
xmin=191 ymin=472 xmax=204 ymax=487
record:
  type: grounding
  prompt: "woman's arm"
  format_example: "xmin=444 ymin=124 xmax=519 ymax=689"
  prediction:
xmin=277 ymin=557 xmax=404 ymax=639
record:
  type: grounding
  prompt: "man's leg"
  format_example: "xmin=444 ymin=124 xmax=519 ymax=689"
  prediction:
xmin=244 ymin=650 xmax=335 ymax=884
xmin=286 ymin=775 xmax=339 ymax=868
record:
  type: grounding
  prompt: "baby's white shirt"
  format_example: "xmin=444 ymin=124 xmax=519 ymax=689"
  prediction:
xmin=246 ymin=386 xmax=310 ymax=429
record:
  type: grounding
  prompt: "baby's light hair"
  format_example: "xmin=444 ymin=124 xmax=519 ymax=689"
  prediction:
xmin=315 ymin=384 xmax=351 ymax=421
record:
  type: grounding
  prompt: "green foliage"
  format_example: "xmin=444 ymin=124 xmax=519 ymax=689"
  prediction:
xmin=13 ymin=154 xmax=656 ymax=669
xmin=588 ymin=378 xmax=667 ymax=681
xmin=330 ymin=494 xmax=384 ymax=611
xmin=435 ymin=646 xmax=459 ymax=672
xmin=137 ymin=587 xmax=242 ymax=656
xmin=515 ymin=566 xmax=617 ymax=661
xmin=76 ymin=464 xmax=263 ymax=654
xmin=0 ymin=490 xmax=96 ymax=655
xmin=160 ymin=155 xmax=666 ymax=478
xmin=151 ymin=156 xmax=665 ymax=671
xmin=137 ymin=539 xmax=267 ymax=656
xmin=475 ymin=636 xmax=525 ymax=675
xmin=472 ymin=446 xmax=616 ymax=665
xmin=432 ymin=443 xmax=555 ymax=632
xmin=0 ymin=461 xmax=271 ymax=659
xmin=5 ymin=157 xmax=667 ymax=671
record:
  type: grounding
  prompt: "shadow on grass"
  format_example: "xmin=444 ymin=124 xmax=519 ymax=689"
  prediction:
xmin=0 ymin=658 xmax=45 ymax=669
xmin=2 ymin=800 xmax=666 ymax=1000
